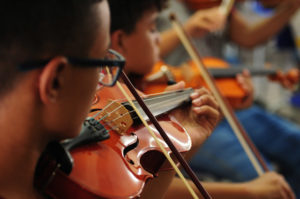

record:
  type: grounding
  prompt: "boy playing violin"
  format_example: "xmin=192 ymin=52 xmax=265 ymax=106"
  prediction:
xmin=108 ymin=0 xmax=295 ymax=198
xmin=109 ymin=0 xmax=221 ymax=161
xmin=0 ymin=0 xmax=117 ymax=198
xmin=109 ymin=1 xmax=223 ymax=197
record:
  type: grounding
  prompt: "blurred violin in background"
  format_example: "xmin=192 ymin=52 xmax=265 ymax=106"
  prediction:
xmin=142 ymin=59 xmax=299 ymax=108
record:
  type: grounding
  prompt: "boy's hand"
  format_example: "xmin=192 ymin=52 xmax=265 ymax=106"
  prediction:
xmin=165 ymin=81 xmax=220 ymax=152
xmin=269 ymin=68 xmax=300 ymax=91
xmin=164 ymin=81 xmax=186 ymax=92
xmin=234 ymin=69 xmax=254 ymax=110
xmin=190 ymin=87 xmax=220 ymax=132
xmin=184 ymin=7 xmax=226 ymax=38
xmin=244 ymin=172 xmax=295 ymax=199
xmin=170 ymin=87 xmax=220 ymax=154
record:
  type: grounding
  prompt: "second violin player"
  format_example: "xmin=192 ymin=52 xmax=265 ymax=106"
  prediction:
xmin=108 ymin=0 xmax=296 ymax=198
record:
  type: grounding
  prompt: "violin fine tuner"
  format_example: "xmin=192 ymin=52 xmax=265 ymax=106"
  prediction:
xmin=62 ymin=117 xmax=110 ymax=151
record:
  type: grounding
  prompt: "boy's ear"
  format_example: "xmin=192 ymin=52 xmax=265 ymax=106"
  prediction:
xmin=38 ymin=57 xmax=68 ymax=104
xmin=110 ymin=30 xmax=127 ymax=54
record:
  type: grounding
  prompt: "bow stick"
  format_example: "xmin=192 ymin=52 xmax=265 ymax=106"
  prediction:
xmin=169 ymin=13 xmax=269 ymax=176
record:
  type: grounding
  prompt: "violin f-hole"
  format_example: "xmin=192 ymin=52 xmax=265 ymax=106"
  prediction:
xmin=140 ymin=150 xmax=166 ymax=175
xmin=122 ymin=133 xmax=139 ymax=166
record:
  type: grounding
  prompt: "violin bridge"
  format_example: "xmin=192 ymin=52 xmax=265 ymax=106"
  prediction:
xmin=99 ymin=101 xmax=133 ymax=135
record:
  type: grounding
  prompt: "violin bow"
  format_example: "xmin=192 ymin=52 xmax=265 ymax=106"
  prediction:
xmin=219 ymin=0 xmax=235 ymax=16
xmin=116 ymin=71 xmax=211 ymax=199
xmin=169 ymin=13 xmax=269 ymax=176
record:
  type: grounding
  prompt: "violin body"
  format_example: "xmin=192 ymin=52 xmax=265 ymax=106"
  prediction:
xmin=144 ymin=58 xmax=247 ymax=108
xmin=39 ymin=84 xmax=191 ymax=199
xmin=143 ymin=58 xmax=299 ymax=108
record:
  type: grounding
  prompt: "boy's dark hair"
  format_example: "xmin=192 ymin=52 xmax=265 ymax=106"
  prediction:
xmin=109 ymin=0 xmax=168 ymax=34
xmin=0 ymin=0 xmax=102 ymax=96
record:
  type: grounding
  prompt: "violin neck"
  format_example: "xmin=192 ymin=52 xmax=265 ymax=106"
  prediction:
xmin=209 ymin=67 xmax=277 ymax=78
xmin=122 ymin=88 xmax=194 ymax=125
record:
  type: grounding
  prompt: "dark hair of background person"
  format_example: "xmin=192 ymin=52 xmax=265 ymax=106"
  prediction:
xmin=109 ymin=0 xmax=168 ymax=34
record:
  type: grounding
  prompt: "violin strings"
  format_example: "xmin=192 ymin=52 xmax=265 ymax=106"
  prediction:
xmin=141 ymin=89 xmax=192 ymax=103
xmin=110 ymin=90 xmax=171 ymax=102
xmin=91 ymin=101 xmax=115 ymax=119
xmin=93 ymin=68 xmax=191 ymax=132
xmin=105 ymin=94 xmax=190 ymax=124
xmin=89 ymin=88 xmax=192 ymax=137
xmin=112 ymin=89 xmax=191 ymax=104
xmin=90 ymin=87 xmax=189 ymax=127
xmin=92 ymin=91 xmax=191 ymax=127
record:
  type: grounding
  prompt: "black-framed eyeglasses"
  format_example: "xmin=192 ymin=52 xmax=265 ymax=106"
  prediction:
xmin=18 ymin=49 xmax=125 ymax=86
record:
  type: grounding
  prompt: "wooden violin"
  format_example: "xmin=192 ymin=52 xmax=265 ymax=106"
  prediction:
xmin=141 ymin=59 xmax=299 ymax=108
xmin=35 ymin=83 xmax=200 ymax=199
